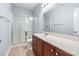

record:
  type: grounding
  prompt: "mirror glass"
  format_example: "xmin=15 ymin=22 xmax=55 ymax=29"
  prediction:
xmin=43 ymin=3 xmax=79 ymax=36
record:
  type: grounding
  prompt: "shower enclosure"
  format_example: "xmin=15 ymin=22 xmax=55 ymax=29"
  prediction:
xmin=12 ymin=16 xmax=35 ymax=44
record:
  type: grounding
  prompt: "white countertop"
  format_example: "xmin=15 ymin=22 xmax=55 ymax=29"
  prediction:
xmin=33 ymin=32 xmax=79 ymax=56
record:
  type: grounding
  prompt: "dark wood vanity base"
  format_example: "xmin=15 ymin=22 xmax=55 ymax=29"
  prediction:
xmin=32 ymin=35 xmax=72 ymax=56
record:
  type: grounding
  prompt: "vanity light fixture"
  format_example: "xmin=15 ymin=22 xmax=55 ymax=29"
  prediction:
xmin=41 ymin=3 xmax=48 ymax=8
xmin=41 ymin=3 xmax=45 ymax=8
xmin=42 ymin=3 xmax=56 ymax=13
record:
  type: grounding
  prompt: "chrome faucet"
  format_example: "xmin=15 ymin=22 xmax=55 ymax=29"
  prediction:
xmin=44 ymin=32 xmax=48 ymax=36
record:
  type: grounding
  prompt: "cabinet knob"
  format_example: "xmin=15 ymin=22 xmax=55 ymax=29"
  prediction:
xmin=51 ymin=49 xmax=54 ymax=52
xmin=56 ymin=52 xmax=59 ymax=56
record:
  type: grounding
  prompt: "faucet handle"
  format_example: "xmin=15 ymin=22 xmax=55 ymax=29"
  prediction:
xmin=74 ymin=31 xmax=77 ymax=33
xmin=44 ymin=32 xmax=48 ymax=36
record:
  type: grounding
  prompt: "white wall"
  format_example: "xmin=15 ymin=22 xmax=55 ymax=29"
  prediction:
xmin=45 ymin=3 xmax=79 ymax=35
xmin=43 ymin=14 xmax=50 ymax=32
xmin=33 ymin=4 xmax=44 ymax=33
xmin=73 ymin=8 xmax=79 ymax=36
xmin=12 ymin=7 xmax=32 ymax=18
xmin=0 ymin=3 xmax=12 ymax=55
xmin=33 ymin=4 xmax=57 ymax=33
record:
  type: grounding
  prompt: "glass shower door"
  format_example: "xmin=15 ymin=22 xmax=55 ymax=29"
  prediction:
xmin=12 ymin=16 xmax=35 ymax=44
xmin=12 ymin=17 xmax=25 ymax=44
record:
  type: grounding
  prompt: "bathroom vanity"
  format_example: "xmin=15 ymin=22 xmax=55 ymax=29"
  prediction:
xmin=32 ymin=33 xmax=79 ymax=56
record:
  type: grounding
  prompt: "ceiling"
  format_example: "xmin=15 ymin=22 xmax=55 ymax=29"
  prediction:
xmin=12 ymin=3 xmax=38 ymax=11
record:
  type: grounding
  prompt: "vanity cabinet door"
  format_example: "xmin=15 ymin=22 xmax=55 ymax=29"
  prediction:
xmin=32 ymin=36 xmax=44 ymax=56
xmin=55 ymin=48 xmax=62 ymax=56
xmin=37 ymin=38 xmax=44 ymax=56
xmin=32 ymin=35 xmax=72 ymax=56
xmin=44 ymin=42 xmax=56 ymax=56
xmin=32 ymin=36 xmax=38 ymax=55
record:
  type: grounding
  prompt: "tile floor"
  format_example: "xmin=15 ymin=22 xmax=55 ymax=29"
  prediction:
xmin=9 ymin=42 xmax=34 ymax=56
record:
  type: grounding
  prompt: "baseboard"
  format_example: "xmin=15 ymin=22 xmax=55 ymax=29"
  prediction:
xmin=5 ymin=45 xmax=12 ymax=56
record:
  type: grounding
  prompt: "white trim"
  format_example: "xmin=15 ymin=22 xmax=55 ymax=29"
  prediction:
xmin=5 ymin=45 xmax=12 ymax=56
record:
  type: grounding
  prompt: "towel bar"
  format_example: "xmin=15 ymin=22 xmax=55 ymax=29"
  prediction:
xmin=0 ymin=16 xmax=9 ymax=22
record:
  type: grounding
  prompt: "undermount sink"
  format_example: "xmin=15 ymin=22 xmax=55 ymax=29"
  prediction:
xmin=46 ymin=35 xmax=60 ymax=40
